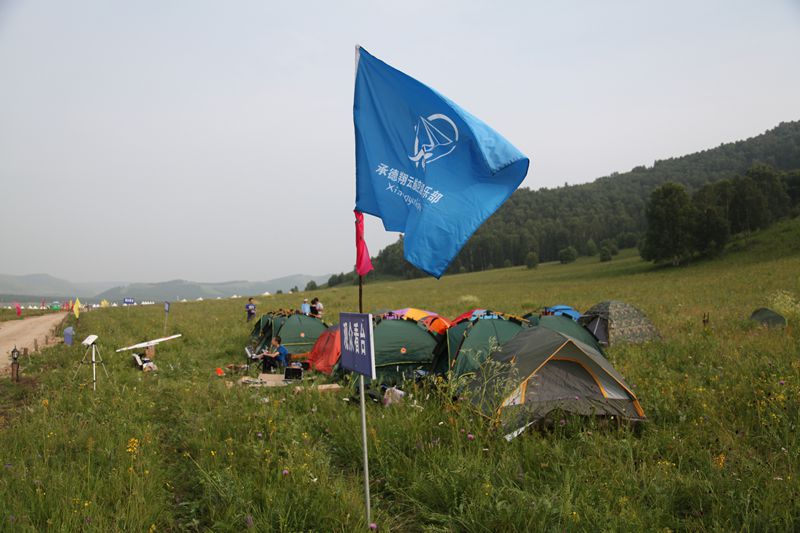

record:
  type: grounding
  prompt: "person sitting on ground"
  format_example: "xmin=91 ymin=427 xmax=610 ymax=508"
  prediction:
xmin=261 ymin=335 xmax=289 ymax=373
xmin=300 ymin=298 xmax=311 ymax=315
xmin=310 ymin=297 xmax=324 ymax=319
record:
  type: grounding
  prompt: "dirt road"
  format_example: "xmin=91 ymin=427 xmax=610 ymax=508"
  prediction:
xmin=0 ymin=313 xmax=67 ymax=372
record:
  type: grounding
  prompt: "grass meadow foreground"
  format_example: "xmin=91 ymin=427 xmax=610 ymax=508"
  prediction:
xmin=1 ymin=220 xmax=800 ymax=531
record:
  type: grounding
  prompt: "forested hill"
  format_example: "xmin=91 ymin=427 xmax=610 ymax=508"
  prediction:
xmin=352 ymin=120 xmax=800 ymax=281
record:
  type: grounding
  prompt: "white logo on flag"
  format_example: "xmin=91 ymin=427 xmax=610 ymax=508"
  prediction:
xmin=409 ymin=114 xmax=459 ymax=170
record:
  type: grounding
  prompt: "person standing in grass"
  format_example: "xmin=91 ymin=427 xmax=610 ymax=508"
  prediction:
xmin=310 ymin=297 xmax=324 ymax=319
xmin=245 ymin=298 xmax=256 ymax=322
xmin=261 ymin=336 xmax=289 ymax=373
xmin=301 ymin=298 xmax=311 ymax=315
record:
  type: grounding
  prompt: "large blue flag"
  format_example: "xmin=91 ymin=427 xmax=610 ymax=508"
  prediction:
xmin=354 ymin=46 xmax=530 ymax=278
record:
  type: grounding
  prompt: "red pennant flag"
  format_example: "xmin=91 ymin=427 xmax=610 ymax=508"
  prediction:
xmin=354 ymin=210 xmax=374 ymax=276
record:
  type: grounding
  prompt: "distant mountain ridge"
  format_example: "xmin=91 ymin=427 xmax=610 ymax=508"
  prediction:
xmin=95 ymin=274 xmax=330 ymax=302
xmin=0 ymin=273 xmax=122 ymax=300
xmin=0 ymin=273 xmax=330 ymax=302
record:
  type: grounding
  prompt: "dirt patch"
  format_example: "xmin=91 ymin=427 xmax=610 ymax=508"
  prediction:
xmin=0 ymin=312 xmax=66 ymax=372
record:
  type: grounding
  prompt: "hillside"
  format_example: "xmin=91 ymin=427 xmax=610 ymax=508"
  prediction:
xmin=1 ymin=218 xmax=798 ymax=530
xmin=0 ymin=273 xmax=121 ymax=299
xmin=95 ymin=274 xmax=330 ymax=302
xmin=369 ymin=120 xmax=800 ymax=278
xmin=0 ymin=273 xmax=331 ymax=303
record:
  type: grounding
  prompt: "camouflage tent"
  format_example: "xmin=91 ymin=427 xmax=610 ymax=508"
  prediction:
xmin=579 ymin=301 xmax=659 ymax=346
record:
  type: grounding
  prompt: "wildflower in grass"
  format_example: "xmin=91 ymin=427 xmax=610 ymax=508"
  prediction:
xmin=126 ymin=438 xmax=139 ymax=456
xmin=369 ymin=522 xmax=378 ymax=530
xmin=210 ymin=450 xmax=217 ymax=457
xmin=714 ymin=453 xmax=726 ymax=469
xmin=245 ymin=515 xmax=254 ymax=528
xmin=467 ymin=433 xmax=475 ymax=441
xmin=282 ymin=469 xmax=289 ymax=476
xmin=149 ymin=524 xmax=156 ymax=533
xmin=559 ymin=419 xmax=567 ymax=427
xmin=41 ymin=399 xmax=49 ymax=408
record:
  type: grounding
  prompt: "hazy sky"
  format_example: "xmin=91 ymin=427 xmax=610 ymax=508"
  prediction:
xmin=2 ymin=1 xmax=799 ymax=283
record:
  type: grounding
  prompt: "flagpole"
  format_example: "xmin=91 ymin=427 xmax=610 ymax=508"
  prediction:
xmin=354 ymin=43 xmax=371 ymax=520
xmin=358 ymin=268 xmax=372 ymax=524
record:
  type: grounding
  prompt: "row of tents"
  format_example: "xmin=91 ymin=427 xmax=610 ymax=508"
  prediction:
xmin=248 ymin=301 xmax=659 ymax=429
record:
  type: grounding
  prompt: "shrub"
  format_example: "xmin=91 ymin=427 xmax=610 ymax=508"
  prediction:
xmin=558 ymin=246 xmax=578 ymax=264
xmin=525 ymin=252 xmax=539 ymax=269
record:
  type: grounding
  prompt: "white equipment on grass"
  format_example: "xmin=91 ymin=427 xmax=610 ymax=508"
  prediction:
xmin=73 ymin=334 xmax=109 ymax=391
xmin=115 ymin=334 xmax=182 ymax=353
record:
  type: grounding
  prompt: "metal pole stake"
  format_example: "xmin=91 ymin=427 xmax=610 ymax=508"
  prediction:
xmin=359 ymin=373 xmax=371 ymax=524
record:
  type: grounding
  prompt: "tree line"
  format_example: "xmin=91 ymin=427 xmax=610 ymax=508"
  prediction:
xmin=641 ymin=164 xmax=800 ymax=265
xmin=326 ymin=120 xmax=800 ymax=285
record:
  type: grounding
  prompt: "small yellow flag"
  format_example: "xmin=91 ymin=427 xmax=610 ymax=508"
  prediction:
xmin=74 ymin=298 xmax=81 ymax=319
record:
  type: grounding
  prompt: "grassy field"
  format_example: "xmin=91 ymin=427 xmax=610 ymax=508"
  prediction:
xmin=0 ymin=308 xmax=54 ymax=323
xmin=1 ymin=219 xmax=799 ymax=531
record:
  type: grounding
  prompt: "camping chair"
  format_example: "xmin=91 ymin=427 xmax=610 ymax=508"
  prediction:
xmin=245 ymin=346 xmax=266 ymax=369
xmin=246 ymin=345 xmax=286 ymax=375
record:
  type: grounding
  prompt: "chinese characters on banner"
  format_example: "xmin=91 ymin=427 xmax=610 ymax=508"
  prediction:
xmin=339 ymin=313 xmax=376 ymax=379
xmin=375 ymin=162 xmax=444 ymax=212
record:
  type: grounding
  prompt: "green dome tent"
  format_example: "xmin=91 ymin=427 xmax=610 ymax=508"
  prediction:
xmin=372 ymin=317 xmax=440 ymax=384
xmin=749 ymin=307 xmax=786 ymax=328
xmin=450 ymin=314 xmax=530 ymax=377
xmin=250 ymin=313 xmax=275 ymax=342
xmin=431 ymin=319 xmax=472 ymax=375
xmin=252 ymin=311 xmax=327 ymax=355
xmin=537 ymin=314 xmax=604 ymax=354
xmin=274 ymin=313 xmax=329 ymax=355
xmin=471 ymin=326 xmax=645 ymax=436
xmin=579 ymin=301 xmax=659 ymax=346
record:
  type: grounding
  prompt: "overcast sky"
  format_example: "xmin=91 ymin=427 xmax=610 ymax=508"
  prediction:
xmin=1 ymin=1 xmax=799 ymax=283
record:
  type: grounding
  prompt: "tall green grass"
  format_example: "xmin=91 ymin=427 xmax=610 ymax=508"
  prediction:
xmin=1 ymin=219 xmax=799 ymax=530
